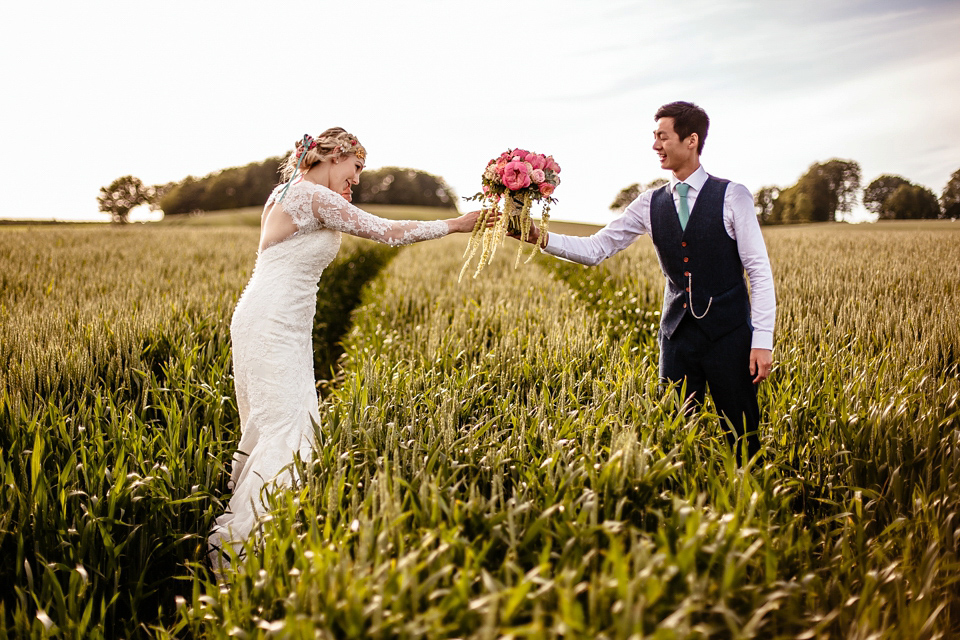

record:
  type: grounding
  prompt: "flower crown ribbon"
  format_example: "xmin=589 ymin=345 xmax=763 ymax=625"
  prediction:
xmin=275 ymin=134 xmax=313 ymax=204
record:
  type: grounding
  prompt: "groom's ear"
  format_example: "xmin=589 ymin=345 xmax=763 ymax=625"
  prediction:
xmin=686 ymin=133 xmax=699 ymax=150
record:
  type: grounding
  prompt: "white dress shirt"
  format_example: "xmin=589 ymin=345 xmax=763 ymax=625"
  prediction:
xmin=544 ymin=166 xmax=776 ymax=350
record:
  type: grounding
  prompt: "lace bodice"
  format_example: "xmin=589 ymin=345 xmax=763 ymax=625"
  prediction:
xmin=264 ymin=180 xmax=449 ymax=249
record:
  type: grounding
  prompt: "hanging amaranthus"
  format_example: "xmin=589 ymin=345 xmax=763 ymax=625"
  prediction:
xmin=459 ymin=148 xmax=560 ymax=281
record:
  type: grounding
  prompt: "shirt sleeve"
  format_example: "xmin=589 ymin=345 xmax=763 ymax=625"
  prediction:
xmin=725 ymin=182 xmax=776 ymax=350
xmin=543 ymin=191 xmax=652 ymax=266
xmin=310 ymin=187 xmax=449 ymax=246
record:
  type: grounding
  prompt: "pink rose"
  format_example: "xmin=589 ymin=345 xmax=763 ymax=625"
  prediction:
xmin=531 ymin=168 xmax=546 ymax=183
xmin=525 ymin=153 xmax=546 ymax=170
xmin=502 ymin=161 xmax=532 ymax=190
xmin=545 ymin=156 xmax=561 ymax=173
xmin=538 ymin=182 xmax=556 ymax=196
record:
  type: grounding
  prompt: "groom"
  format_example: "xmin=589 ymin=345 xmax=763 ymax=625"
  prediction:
xmin=517 ymin=101 xmax=775 ymax=458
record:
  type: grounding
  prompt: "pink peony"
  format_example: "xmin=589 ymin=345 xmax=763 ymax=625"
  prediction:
xmin=545 ymin=156 xmax=561 ymax=173
xmin=525 ymin=153 xmax=546 ymax=170
xmin=538 ymin=182 xmax=556 ymax=196
xmin=530 ymin=168 xmax=546 ymax=183
xmin=502 ymin=161 xmax=532 ymax=190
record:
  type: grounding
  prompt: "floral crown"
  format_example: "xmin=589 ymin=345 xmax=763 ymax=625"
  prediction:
xmin=295 ymin=134 xmax=366 ymax=161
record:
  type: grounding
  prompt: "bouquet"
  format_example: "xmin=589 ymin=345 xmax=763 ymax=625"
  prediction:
xmin=459 ymin=148 xmax=561 ymax=281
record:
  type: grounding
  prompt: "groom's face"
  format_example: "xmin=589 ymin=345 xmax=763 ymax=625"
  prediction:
xmin=653 ymin=117 xmax=697 ymax=172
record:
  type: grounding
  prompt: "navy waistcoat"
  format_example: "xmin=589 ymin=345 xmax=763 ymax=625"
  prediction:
xmin=650 ymin=176 xmax=751 ymax=340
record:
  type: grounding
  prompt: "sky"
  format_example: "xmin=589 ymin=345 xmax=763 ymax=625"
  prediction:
xmin=2 ymin=0 xmax=959 ymax=225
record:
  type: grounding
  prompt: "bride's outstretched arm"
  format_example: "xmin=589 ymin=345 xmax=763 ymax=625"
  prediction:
xmin=310 ymin=188 xmax=481 ymax=246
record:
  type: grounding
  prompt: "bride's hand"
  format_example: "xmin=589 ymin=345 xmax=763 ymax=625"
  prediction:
xmin=449 ymin=210 xmax=498 ymax=233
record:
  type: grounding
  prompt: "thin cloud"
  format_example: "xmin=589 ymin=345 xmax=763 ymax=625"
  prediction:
xmin=557 ymin=2 xmax=960 ymax=102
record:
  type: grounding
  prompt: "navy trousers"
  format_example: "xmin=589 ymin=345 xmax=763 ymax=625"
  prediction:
xmin=659 ymin=314 xmax=761 ymax=458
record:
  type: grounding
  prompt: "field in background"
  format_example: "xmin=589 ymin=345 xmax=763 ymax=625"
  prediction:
xmin=1 ymin=219 xmax=958 ymax=638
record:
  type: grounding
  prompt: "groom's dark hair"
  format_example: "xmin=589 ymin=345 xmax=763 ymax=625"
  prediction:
xmin=655 ymin=101 xmax=709 ymax=155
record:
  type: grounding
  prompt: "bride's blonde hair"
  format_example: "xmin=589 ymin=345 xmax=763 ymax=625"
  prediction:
xmin=279 ymin=127 xmax=367 ymax=182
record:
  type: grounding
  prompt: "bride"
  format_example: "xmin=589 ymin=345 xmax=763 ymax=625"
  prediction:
xmin=209 ymin=128 xmax=482 ymax=563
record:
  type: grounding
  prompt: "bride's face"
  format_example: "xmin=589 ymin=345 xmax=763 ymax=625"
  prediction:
xmin=329 ymin=154 xmax=365 ymax=195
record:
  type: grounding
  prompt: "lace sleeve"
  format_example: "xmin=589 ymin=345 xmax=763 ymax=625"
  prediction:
xmin=309 ymin=185 xmax=449 ymax=247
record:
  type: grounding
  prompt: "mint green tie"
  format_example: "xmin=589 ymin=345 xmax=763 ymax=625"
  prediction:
xmin=676 ymin=182 xmax=690 ymax=230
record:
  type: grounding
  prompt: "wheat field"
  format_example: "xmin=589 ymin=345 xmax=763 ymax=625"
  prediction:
xmin=1 ymin=219 xmax=958 ymax=638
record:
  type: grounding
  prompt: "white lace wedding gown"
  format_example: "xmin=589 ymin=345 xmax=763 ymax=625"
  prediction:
xmin=209 ymin=180 xmax=448 ymax=561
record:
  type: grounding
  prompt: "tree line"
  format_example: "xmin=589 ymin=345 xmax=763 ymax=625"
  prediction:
xmin=101 ymin=155 xmax=960 ymax=225
xmin=98 ymin=156 xmax=458 ymax=222
xmin=610 ymin=163 xmax=960 ymax=224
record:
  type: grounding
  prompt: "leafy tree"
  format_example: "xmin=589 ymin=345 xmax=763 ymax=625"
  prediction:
xmin=152 ymin=182 xmax=177 ymax=207
xmin=817 ymin=159 xmax=861 ymax=220
xmin=775 ymin=187 xmax=819 ymax=224
xmin=354 ymin=167 xmax=457 ymax=209
xmin=157 ymin=158 xmax=458 ymax=215
xmin=754 ymin=186 xmax=781 ymax=225
xmin=609 ymin=178 xmax=668 ymax=211
xmin=610 ymin=183 xmax=640 ymax=211
xmin=159 ymin=176 xmax=208 ymax=215
xmin=97 ymin=175 xmax=152 ymax=223
xmin=158 ymin=157 xmax=284 ymax=215
xmin=646 ymin=177 xmax=669 ymax=191
xmin=884 ymin=184 xmax=941 ymax=220
xmin=770 ymin=183 xmax=814 ymax=224
xmin=769 ymin=159 xmax=861 ymax=224
xmin=941 ymin=169 xmax=960 ymax=219
xmin=863 ymin=174 xmax=911 ymax=219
